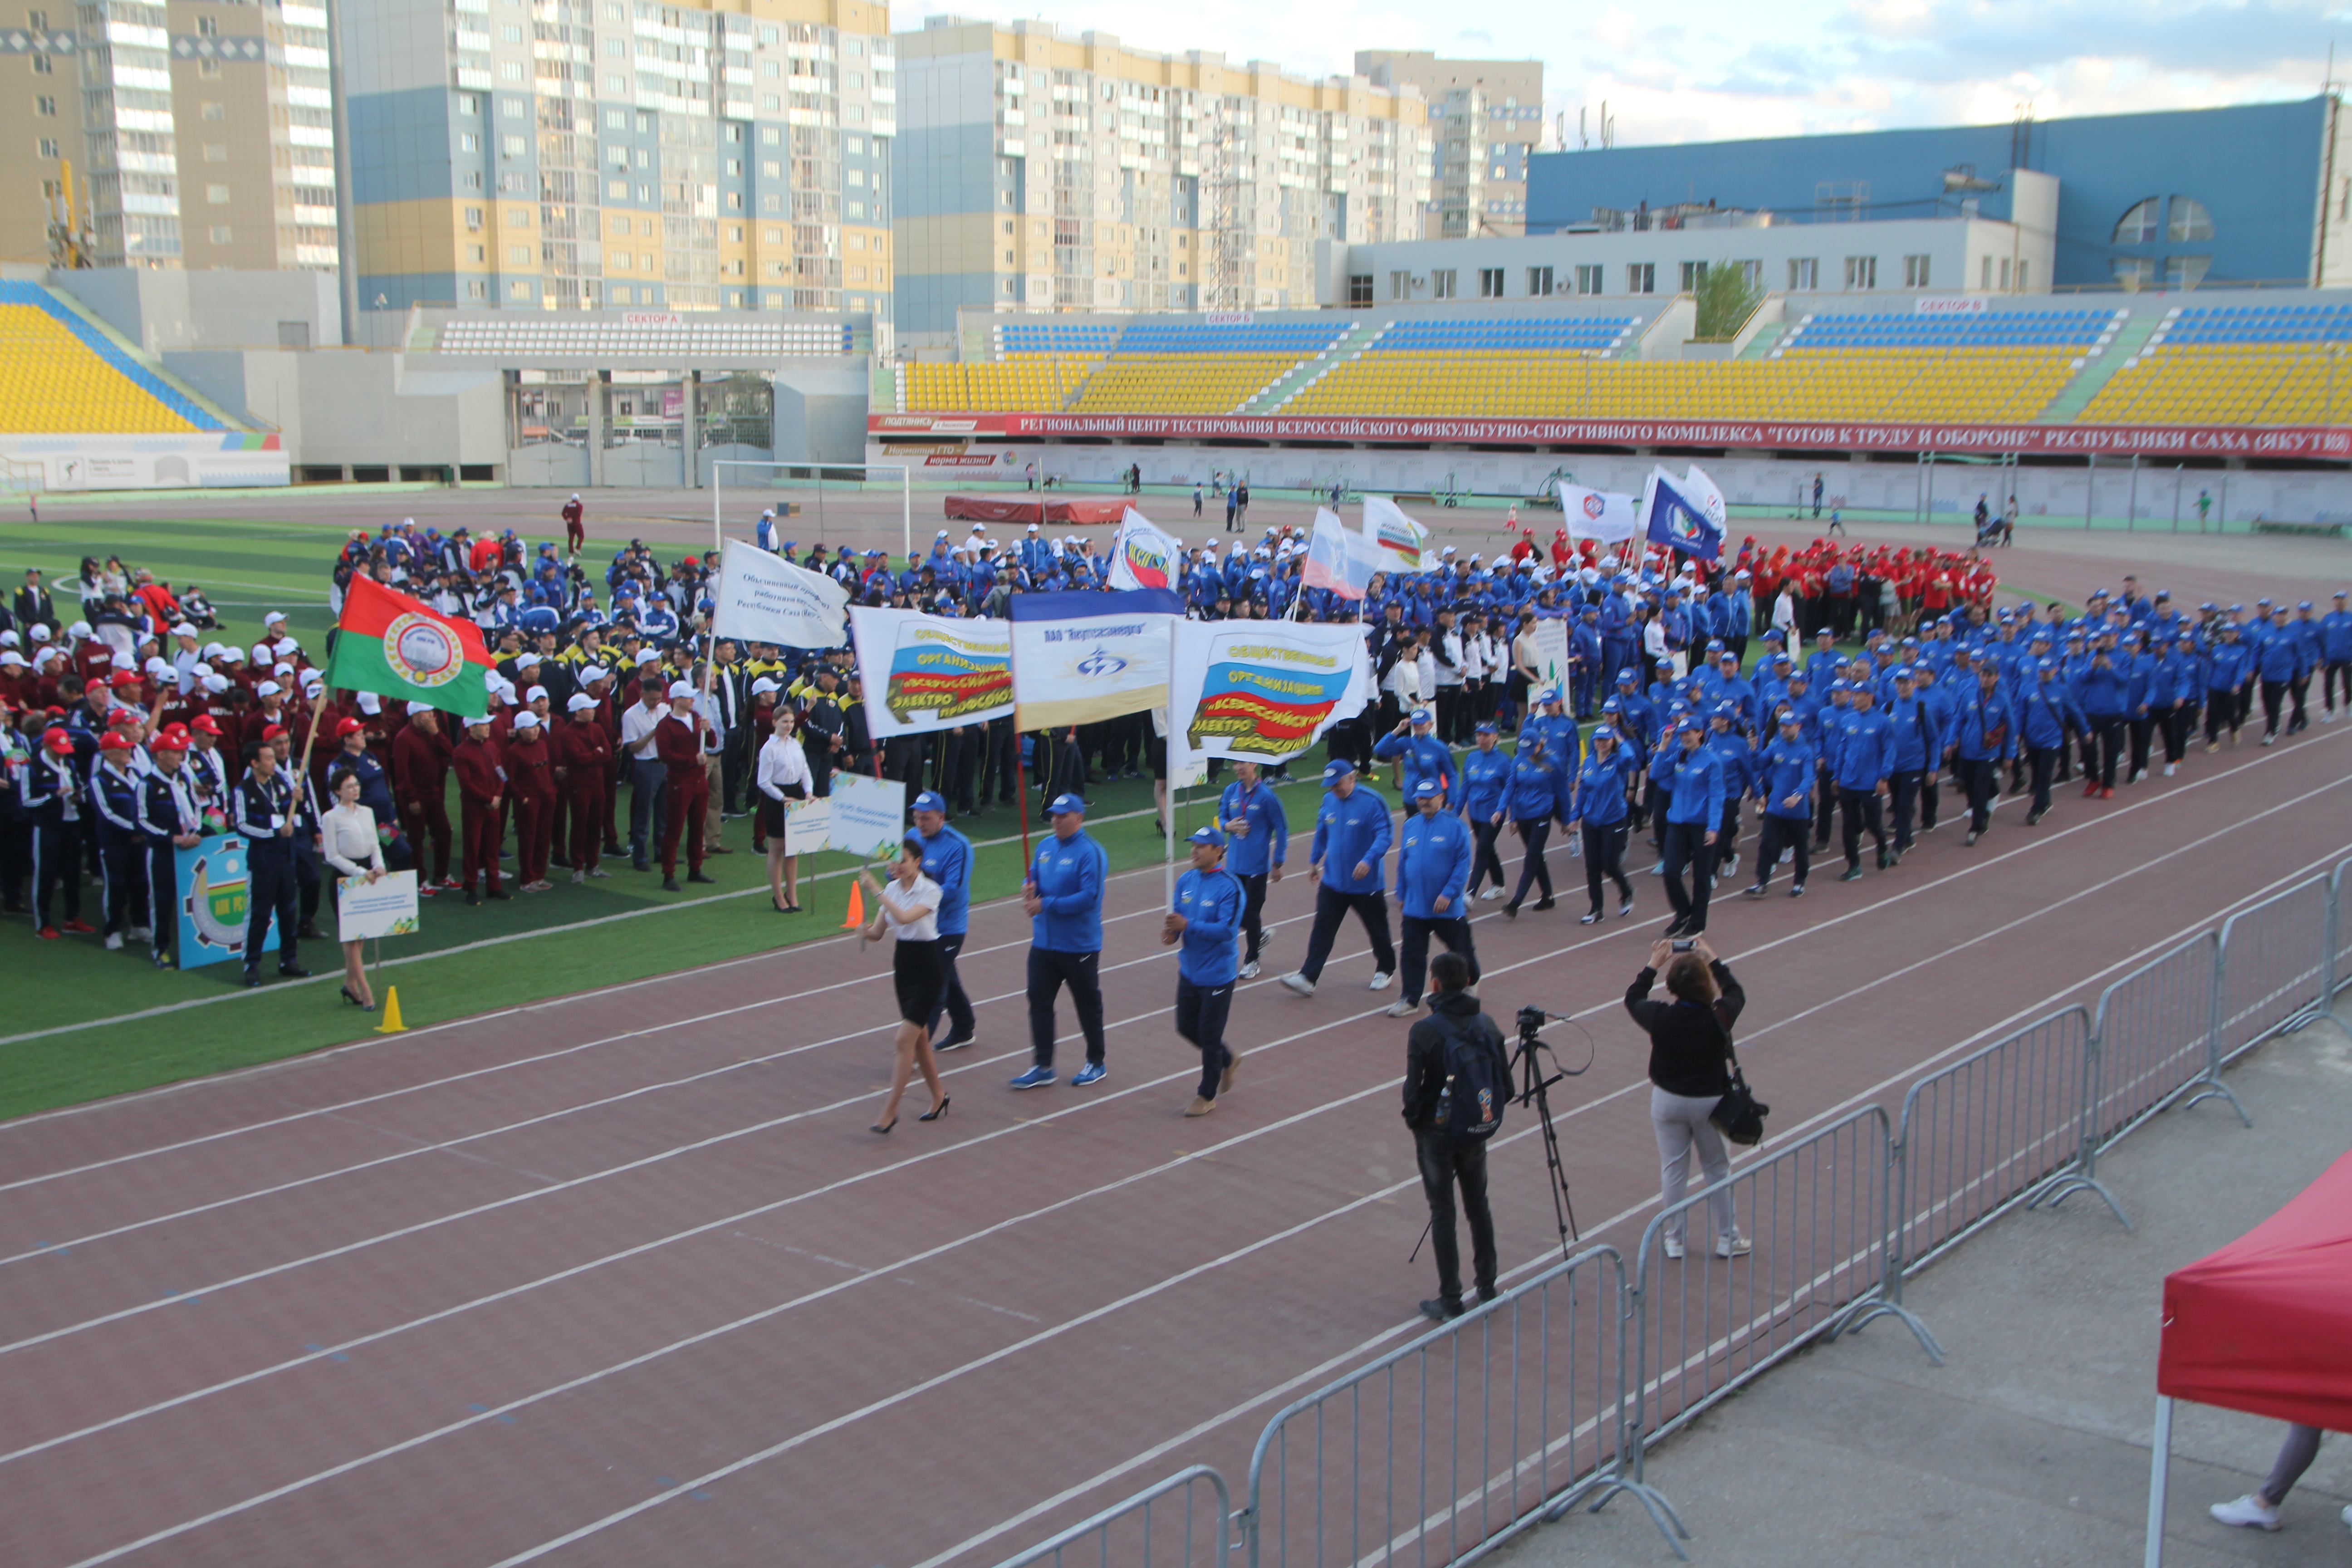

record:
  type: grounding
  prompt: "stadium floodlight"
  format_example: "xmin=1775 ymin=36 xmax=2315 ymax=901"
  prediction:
xmin=708 ymin=458 xmax=913 ymax=563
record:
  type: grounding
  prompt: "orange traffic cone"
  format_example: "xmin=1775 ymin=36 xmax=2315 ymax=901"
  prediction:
xmin=840 ymin=879 xmax=865 ymax=930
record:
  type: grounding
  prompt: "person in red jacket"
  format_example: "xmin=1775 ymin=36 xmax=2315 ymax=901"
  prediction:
xmin=392 ymin=705 xmax=457 ymax=890
xmin=506 ymin=710 xmax=556 ymax=891
xmin=451 ymin=714 xmax=509 ymax=904
xmin=561 ymin=494 xmax=585 ymax=555
xmin=652 ymin=679 xmax=715 ymax=892
xmin=555 ymin=692 xmax=613 ymax=881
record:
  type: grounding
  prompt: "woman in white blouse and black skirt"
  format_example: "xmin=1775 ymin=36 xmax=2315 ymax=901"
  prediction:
xmin=322 ymin=764 xmax=387 ymax=1011
xmin=858 ymin=837 xmax=951 ymax=1133
xmin=756 ymin=706 xmax=813 ymax=911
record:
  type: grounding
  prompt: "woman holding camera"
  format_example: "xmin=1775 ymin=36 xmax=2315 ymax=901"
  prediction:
xmin=1625 ymin=936 xmax=1749 ymax=1260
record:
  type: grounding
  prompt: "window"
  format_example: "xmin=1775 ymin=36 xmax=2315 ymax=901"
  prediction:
xmin=36 ymin=136 xmax=58 ymax=157
xmin=2015 ymin=260 xmax=2029 ymax=290
xmin=498 ymin=23 xmax=521 ymax=41
xmin=26 ymin=9 xmax=45 ymax=26
xmin=206 ymin=184 xmax=230 ymax=204
xmin=1527 ymin=265 xmax=1554 ymax=296
xmin=1431 ymin=268 xmax=1457 ymax=299
xmin=208 ymin=225 xmax=230 ymax=244
xmin=2165 ymin=255 xmax=2207 ymax=288
xmin=34 ymin=94 xmax=53 ymax=116
xmin=761 ymin=159 xmax=780 ymax=178
xmin=196 ymin=15 xmax=216 ymax=34
xmin=202 ymin=142 xmax=227 ymax=162
xmin=1476 ymin=267 xmax=1504 ymax=298
xmin=2167 ymin=196 xmax=2213 ymax=243
xmin=1981 ymin=256 xmax=1993 ymax=289
xmin=466 ymin=243 xmax=485 ymax=261
xmin=1902 ymin=254 xmax=1931 ymax=288
xmin=202 ymin=101 xmax=225 ymax=121
xmin=508 ymin=243 xmax=531 ymax=264
xmin=2111 ymin=257 xmax=2153 ymax=289
xmin=1390 ymin=269 xmax=1411 ymax=299
xmin=1999 ymin=258 xmax=2012 ymax=288
xmin=2114 ymin=199 xmax=2161 ymax=245
xmin=1788 ymin=257 xmax=1818 ymax=290
xmin=460 ymin=96 xmax=479 ymax=115
xmin=605 ymin=179 xmax=623 ymax=197
xmin=1574 ymin=263 xmax=1602 ymax=296
xmin=29 ymin=51 xmax=47 ymax=72
xmin=501 ymin=134 xmax=524 ymax=157
xmin=1627 ymin=262 xmax=1655 ymax=294
xmin=1679 ymin=260 xmax=1707 ymax=291
xmin=465 ymin=279 xmax=487 ymax=299
xmin=464 ymin=205 xmax=483 ymax=229
xmin=500 ymin=61 xmax=523 ymax=81
xmin=505 ymin=206 xmax=529 ymax=226
xmin=509 ymin=280 xmax=532 ymax=298
xmin=1347 ymin=273 xmax=1373 ymax=306
xmin=461 ymin=133 xmax=480 ymax=153
xmin=1843 ymin=255 xmax=1876 ymax=289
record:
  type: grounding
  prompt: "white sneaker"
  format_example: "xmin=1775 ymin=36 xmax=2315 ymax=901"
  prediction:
xmin=1367 ymin=970 xmax=1394 ymax=991
xmin=2163 ymin=763 xmax=2176 ymax=777
xmin=1714 ymin=1236 xmax=1753 ymax=1259
xmin=1479 ymin=886 xmax=1505 ymax=901
xmin=1278 ymin=972 xmax=1316 ymax=998
xmin=1662 ymin=1238 xmax=1686 ymax=1260
xmin=128 ymin=925 xmax=151 ymax=941
xmin=2209 ymin=1495 xmax=2281 ymax=1532
xmin=1384 ymin=998 xmax=1419 ymax=1017
xmin=1238 ymin=960 xmax=1261 ymax=980
xmin=104 ymin=932 xmax=124 ymax=950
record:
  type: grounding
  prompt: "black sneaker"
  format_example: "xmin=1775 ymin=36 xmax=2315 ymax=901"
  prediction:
xmin=1419 ymin=1298 xmax=1465 ymax=1323
xmin=1875 ymin=848 xmax=1888 ymax=870
xmin=662 ymin=877 xmax=681 ymax=892
xmin=1579 ymin=909 xmax=1602 ymax=924
xmin=1742 ymin=883 xmax=1767 ymax=898
xmin=1789 ymin=882 xmax=1806 ymax=897
xmin=1840 ymin=866 xmax=1865 ymax=882
xmin=1532 ymin=897 xmax=1555 ymax=911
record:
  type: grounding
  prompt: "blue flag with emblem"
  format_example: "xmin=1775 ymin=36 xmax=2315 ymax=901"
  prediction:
xmin=1640 ymin=464 xmax=1726 ymax=563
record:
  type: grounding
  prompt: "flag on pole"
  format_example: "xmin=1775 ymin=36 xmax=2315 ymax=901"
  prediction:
xmin=709 ymin=538 xmax=850 ymax=648
xmin=324 ymin=574 xmax=493 ymax=711
xmin=1640 ymin=465 xmax=1727 ymax=563
xmin=1006 ymin=588 xmax=1184 ymax=730
xmin=1302 ymin=506 xmax=1377 ymax=598
xmin=1362 ymin=495 xmax=1436 ymax=574
xmin=1107 ymin=506 xmax=1180 ymax=591
xmin=1168 ymin=619 xmax=1372 ymax=763
xmin=1558 ymin=480 xmax=1639 ymax=544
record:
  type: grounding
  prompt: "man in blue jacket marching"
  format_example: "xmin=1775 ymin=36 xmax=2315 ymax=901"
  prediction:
xmin=1166 ymin=825 xmax=1246 ymax=1118
xmin=1658 ymin=719 xmax=1725 ymax=937
xmin=1388 ymin=778 xmax=1479 ymax=1018
xmin=1010 ymin=793 xmax=1109 ymax=1090
xmin=1217 ymin=758 xmax=1288 ymax=980
xmin=1832 ymin=682 xmax=1895 ymax=880
xmin=1282 ymin=759 xmax=1397 ymax=997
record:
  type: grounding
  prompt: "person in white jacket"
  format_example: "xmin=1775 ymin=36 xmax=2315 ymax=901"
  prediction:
xmin=322 ymin=764 xmax=388 ymax=1011
xmin=755 ymin=706 xmax=814 ymax=913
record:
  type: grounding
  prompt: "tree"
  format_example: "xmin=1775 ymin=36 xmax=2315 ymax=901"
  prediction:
xmin=1693 ymin=261 xmax=1763 ymax=341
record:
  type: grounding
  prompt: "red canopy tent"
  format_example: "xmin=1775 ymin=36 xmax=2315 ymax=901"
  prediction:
xmin=2144 ymin=1149 xmax=2352 ymax=1565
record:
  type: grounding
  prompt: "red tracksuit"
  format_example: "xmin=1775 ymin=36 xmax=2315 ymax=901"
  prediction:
xmin=507 ymin=731 xmax=555 ymax=884
xmin=555 ymin=716 xmax=612 ymax=872
xmin=653 ymin=708 xmax=708 ymax=877
xmin=451 ymin=733 xmax=505 ymax=894
xmin=392 ymin=722 xmax=453 ymax=883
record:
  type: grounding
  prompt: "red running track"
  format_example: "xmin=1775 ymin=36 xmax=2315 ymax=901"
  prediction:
xmin=4 ymin=725 xmax=2349 ymax=1568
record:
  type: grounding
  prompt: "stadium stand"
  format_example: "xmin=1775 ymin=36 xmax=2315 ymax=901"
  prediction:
xmin=429 ymin=315 xmax=850 ymax=358
xmin=905 ymin=358 xmax=1099 ymax=412
xmin=1052 ymin=319 xmax=1356 ymax=414
xmin=996 ymin=322 xmax=1121 ymax=357
xmin=2078 ymin=304 xmax=2352 ymax=425
xmin=0 ymin=281 xmax=227 ymax=433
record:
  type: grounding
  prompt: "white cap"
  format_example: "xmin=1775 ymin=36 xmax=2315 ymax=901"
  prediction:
xmin=252 ymin=642 xmax=275 ymax=664
xmin=464 ymin=715 xmax=489 ymax=727
xmin=69 ymin=620 xmax=91 ymax=637
xmin=581 ymin=665 xmax=609 ymax=683
xmin=263 ymin=611 xmax=287 ymax=626
xmin=515 ymin=652 xmax=540 ymax=668
xmin=525 ymin=684 xmax=548 ymax=704
xmin=750 ymin=676 xmax=779 ymax=696
xmin=403 ymin=516 xmax=416 ymax=527
xmin=357 ymin=692 xmax=382 ymax=714
xmin=636 ymin=650 xmax=661 ymax=666
xmin=28 ymin=624 xmax=49 ymax=642
xmin=255 ymin=680 xmax=282 ymax=698
xmin=406 ymin=701 xmax=435 ymax=716
xmin=0 ymin=652 xmax=23 ymax=669
xmin=567 ymin=692 xmax=598 ymax=712
xmin=144 ymin=656 xmax=170 ymax=675
xmin=666 ymin=679 xmax=694 ymax=699
xmin=204 ymin=673 xmax=230 ymax=694
xmin=190 ymin=662 xmax=213 ymax=680
xmin=171 ymin=622 xmax=198 ymax=637
xmin=274 ymin=661 xmax=295 ymax=676
xmin=512 ymin=710 xmax=541 ymax=730
xmin=0 ymin=631 xmax=15 ymax=649
xmin=302 ymin=674 xmax=325 ymax=695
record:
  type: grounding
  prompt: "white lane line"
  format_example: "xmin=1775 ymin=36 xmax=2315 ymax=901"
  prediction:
xmin=27 ymin=808 xmax=2343 ymax=1565
xmin=10 ymin=750 xmax=2340 ymax=1364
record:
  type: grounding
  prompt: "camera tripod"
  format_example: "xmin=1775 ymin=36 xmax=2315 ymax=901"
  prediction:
xmin=1514 ymin=1006 xmax=1588 ymax=1262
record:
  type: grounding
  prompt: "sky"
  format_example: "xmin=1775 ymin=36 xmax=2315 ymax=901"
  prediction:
xmin=897 ymin=0 xmax=2349 ymax=146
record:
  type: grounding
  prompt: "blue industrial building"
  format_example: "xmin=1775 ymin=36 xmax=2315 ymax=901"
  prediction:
xmin=1527 ymin=98 xmax=2349 ymax=290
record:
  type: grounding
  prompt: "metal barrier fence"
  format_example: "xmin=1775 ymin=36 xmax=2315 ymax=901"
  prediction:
xmin=1629 ymin=1106 xmax=1940 ymax=1481
xmin=994 ymin=1465 xmax=1234 ymax=1568
xmin=2214 ymin=875 xmax=2332 ymax=1068
xmin=1890 ymin=1008 xmax=2107 ymax=1283
xmin=990 ymin=865 xmax=2352 ymax=1568
xmin=1237 ymin=1245 xmax=1681 ymax=1567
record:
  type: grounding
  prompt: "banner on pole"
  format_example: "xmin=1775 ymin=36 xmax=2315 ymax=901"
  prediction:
xmin=826 ymin=771 xmax=909 ymax=859
xmin=710 ymin=538 xmax=850 ymax=648
xmin=1529 ymin=619 xmax=1570 ymax=696
xmin=336 ymin=870 xmax=420 ymax=941
xmin=1303 ymin=506 xmax=1377 ymax=598
xmin=1558 ymin=480 xmax=1639 ymax=544
xmin=1007 ymin=588 xmax=1184 ymax=730
xmin=1107 ymin=507 xmax=1180 ymax=591
xmin=1362 ymin=495 xmax=1436 ymax=575
xmin=1168 ymin=619 xmax=1372 ymax=763
xmin=1640 ymin=465 xmax=1727 ymax=562
xmin=171 ymin=832 xmax=283 ymax=970
xmin=848 ymin=607 xmax=1014 ymax=739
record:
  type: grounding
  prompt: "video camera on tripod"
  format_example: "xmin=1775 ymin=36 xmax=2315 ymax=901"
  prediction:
xmin=1514 ymin=1005 xmax=1593 ymax=1259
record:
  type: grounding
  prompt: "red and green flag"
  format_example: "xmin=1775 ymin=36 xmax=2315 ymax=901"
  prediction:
xmin=325 ymin=574 xmax=493 ymax=712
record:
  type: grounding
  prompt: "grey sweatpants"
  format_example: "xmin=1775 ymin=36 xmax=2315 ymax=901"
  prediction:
xmin=1651 ymin=1085 xmax=1738 ymax=1249
xmin=2261 ymin=1424 xmax=2323 ymax=1504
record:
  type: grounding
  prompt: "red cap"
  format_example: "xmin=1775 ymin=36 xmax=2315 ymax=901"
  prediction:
xmin=151 ymin=734 xmax=188 ymax=754
xmin=334 ymin=716 xmax=366 ymax=737
xmin=111 ymin=671 xmax=144 ymax=689
xmin=44 ymin=705 xmax=66 ymax=718
xmin=41 ymin=727 xmax=73 ymax=755
xmin=261 ymin=723 xmax=289 ymax=742
xmin=190 ymin=714 xmax=223 ymax=735
xmin=99 ymin=731 xmax=134 ymax=752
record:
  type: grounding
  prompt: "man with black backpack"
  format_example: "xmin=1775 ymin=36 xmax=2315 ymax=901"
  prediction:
xmin=1401 ymin=951 xmax=1509 ymax=1322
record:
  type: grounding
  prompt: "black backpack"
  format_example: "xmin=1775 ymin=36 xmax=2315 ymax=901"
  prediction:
xmin=1431 ymin=1010 xmax=1509 ymax=1142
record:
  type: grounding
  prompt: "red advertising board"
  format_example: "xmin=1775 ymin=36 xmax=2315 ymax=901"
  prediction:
xmin=873 ymin=410 xmax=2352 ymax=459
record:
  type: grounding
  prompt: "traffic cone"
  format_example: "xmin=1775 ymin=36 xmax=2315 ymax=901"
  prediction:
xmin=839 ymin=880 xmax=865 ymax=930
xmin=375 ymin=986 xmax=407 ymax=1034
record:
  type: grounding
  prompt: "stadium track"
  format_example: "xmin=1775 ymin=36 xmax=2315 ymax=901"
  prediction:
xmin=3 ymin=714 xmax=2347 ymax=1566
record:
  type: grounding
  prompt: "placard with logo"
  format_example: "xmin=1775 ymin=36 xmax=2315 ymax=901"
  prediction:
xmin=337 ymin=870 xmax=421 ymax=942
xmin=172 ymin=832 xmax=284 ymax=970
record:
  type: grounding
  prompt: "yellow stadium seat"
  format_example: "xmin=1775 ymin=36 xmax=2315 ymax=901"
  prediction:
xmin=0 ymin=302 xmax=202 ymax=433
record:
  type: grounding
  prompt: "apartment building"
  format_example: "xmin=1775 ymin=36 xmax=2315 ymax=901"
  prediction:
xmin=339 ymin=0 xmax=894 ymax=322
xmin=895 ymin=15 xmax=1431 ymax=348
xmin=2 ymin=0 xmax=338 ymax=273
xmin=1355 ymin=49 xmax=1541 ymax=239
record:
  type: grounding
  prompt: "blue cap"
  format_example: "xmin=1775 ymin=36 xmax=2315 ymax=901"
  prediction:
xmin=1411 ymin=778 xmax=1442 ymax=800
xmin=1188 ymin=824 xmax=1225 ymax=846
xmin=1474 ymin=720 xmax=1498 ymax=734
xmin=1323 ymin=758 xmax=1357 ymax=784
xmin=912 ymin=790 xmax=947 ymax=814
xmin=1410 ymin=707 xmax=1433 ymax=725
xmin=1600 ymin=697 xmax=1622 ymax=714
xmin=1047 ymin=792 xmax=1085 ymax=815
xmin=1713 ymin=700 xmax=1738 ymax=717
xmin=2300 ymin=600 xmax=2315 ymax=611
xmin=1538 ymin=686 xmax=1562 ymax=703
xmin=1617 ymin=668 xmax=1639 ymax=682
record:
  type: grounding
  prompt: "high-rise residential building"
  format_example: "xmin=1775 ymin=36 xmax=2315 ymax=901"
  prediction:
xmin=337 ymin=0 xmax=893 ymax=325
xmin=0 ymin=0 xmax=339 ymax=271
xmin=1355 ymin=50 xmax=1541 ymax=239
xmin=895 ymin=16 xmax=1431 ymax=348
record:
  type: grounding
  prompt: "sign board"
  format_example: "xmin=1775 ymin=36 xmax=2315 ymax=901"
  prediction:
xmin=337 ymin=870 xmax=421 ymax=942
xmin=826 ymin=771 xmax=909 ymax=861
xmin=171 ymin=832 xmax=283 ymax=970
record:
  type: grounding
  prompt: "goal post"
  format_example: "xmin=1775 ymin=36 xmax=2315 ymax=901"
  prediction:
xmin=709 ymin=459 xmax=913 ymax=564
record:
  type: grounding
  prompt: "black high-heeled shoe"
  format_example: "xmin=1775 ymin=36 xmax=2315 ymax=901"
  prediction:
xmin=918 ymin=1097 xmax=951 ymax=1122
xmin=870 ymin=1116 xmax=897 ymax=1134
xmin=340 ymin=985 xmax=363 ymax=1008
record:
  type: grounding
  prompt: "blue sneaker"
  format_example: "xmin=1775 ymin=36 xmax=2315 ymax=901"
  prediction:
xmin=1070 ymin=1062 xmax=1108 ymax=1088
xmin=1008 ymin=1065 xmax=1057 ymax=1090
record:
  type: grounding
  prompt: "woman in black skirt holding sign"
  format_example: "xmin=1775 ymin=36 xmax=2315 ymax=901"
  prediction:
xmin=859 ymin=838 xmax=950 ymax=1133
xmin=757 ymin=707 xmax=813 ymax=912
